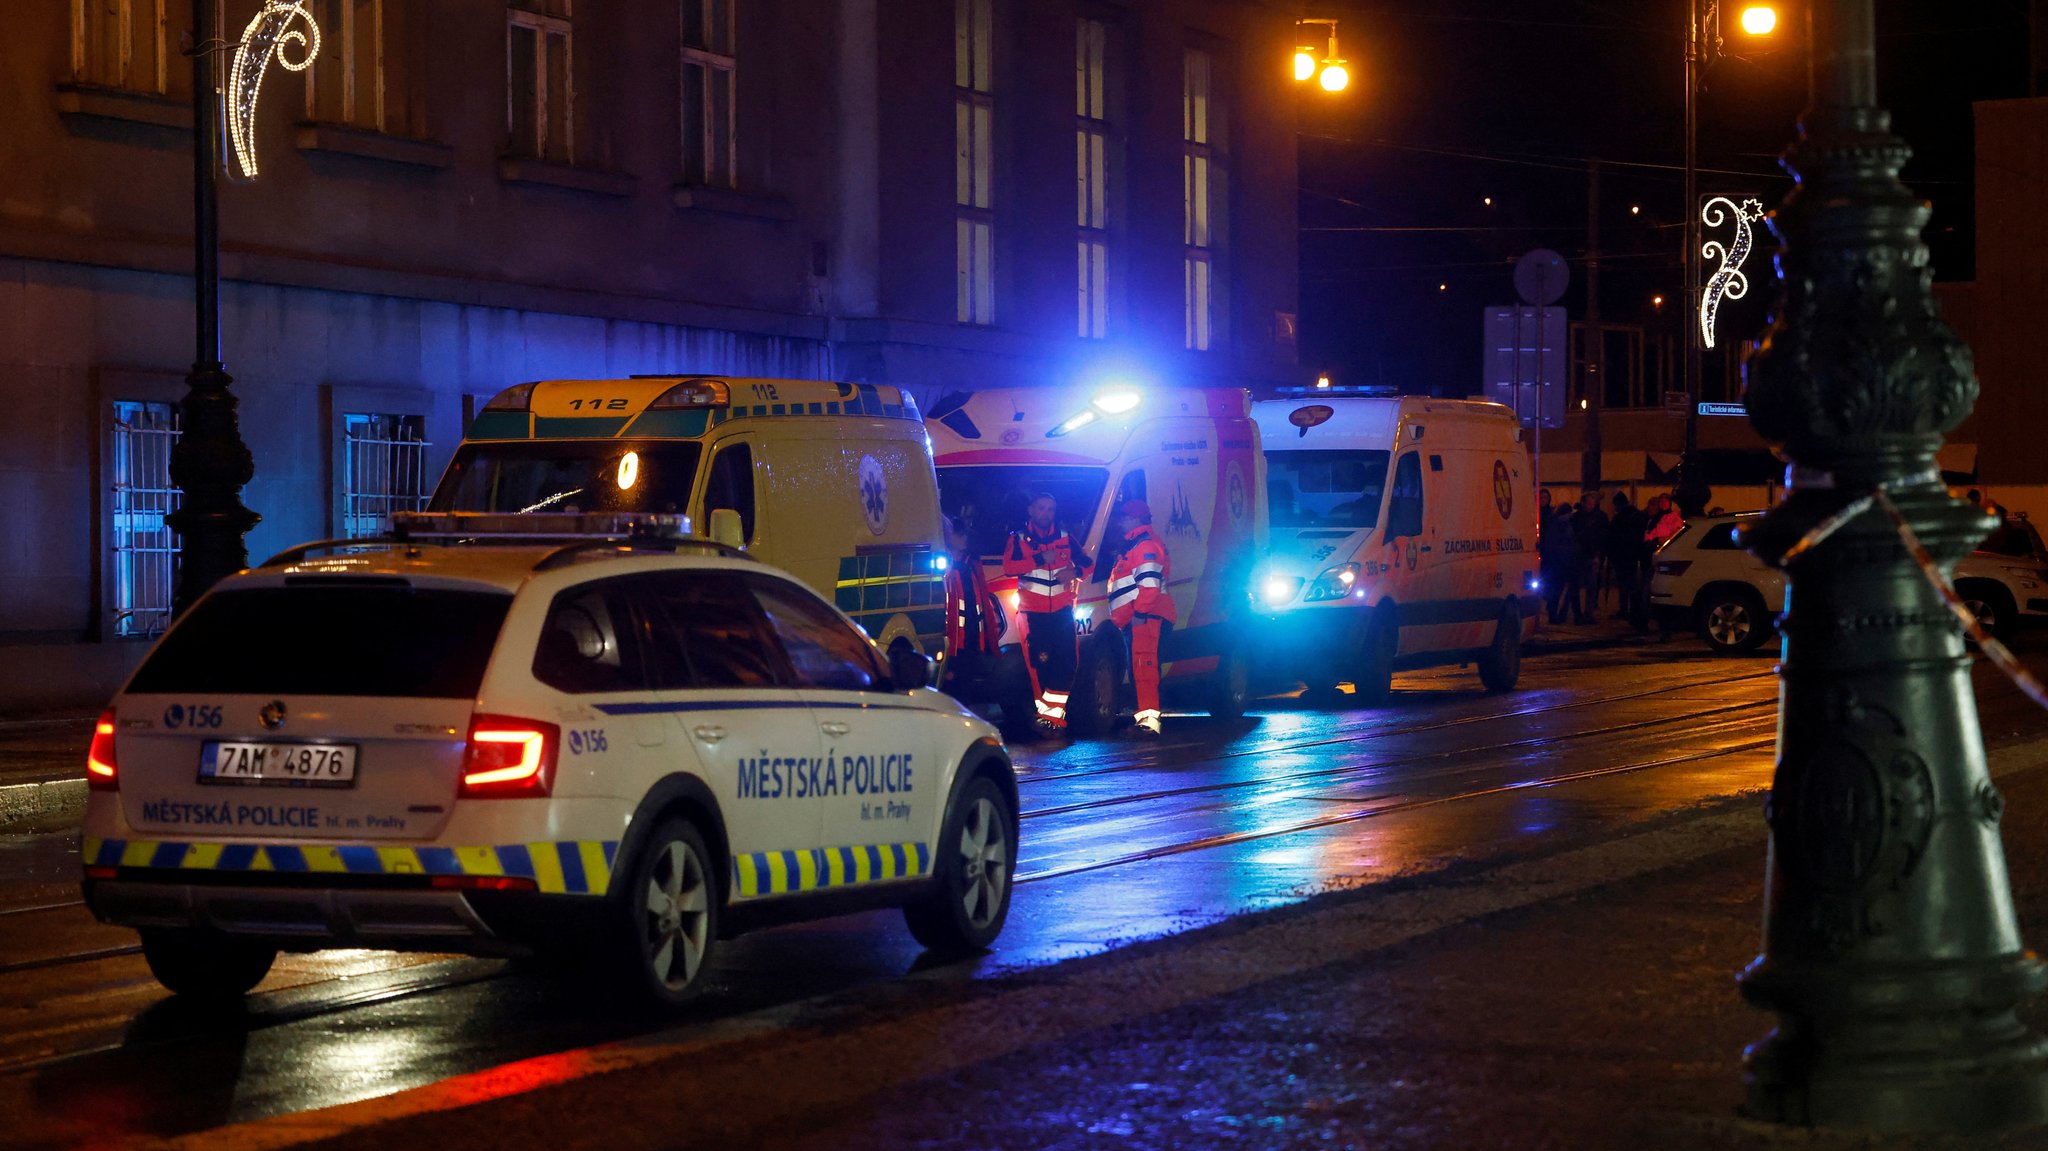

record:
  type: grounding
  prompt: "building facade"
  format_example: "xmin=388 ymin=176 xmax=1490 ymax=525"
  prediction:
xmin=0 ymin=0 xmax=1303 ymax=710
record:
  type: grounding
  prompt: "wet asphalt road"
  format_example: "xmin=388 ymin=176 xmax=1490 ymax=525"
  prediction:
xmin=1 ymin=637 xmax=2041 ymax=1149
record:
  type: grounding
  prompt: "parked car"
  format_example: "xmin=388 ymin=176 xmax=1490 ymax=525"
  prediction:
xmin=1647 ymin=511 xmax=2048 ymax=653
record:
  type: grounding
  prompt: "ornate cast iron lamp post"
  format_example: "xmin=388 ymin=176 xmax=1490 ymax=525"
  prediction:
xmin=167 ymin=2 xmax=317 ymax=612
xmin=1738 ymin=0 xmax=2048 ymax=1132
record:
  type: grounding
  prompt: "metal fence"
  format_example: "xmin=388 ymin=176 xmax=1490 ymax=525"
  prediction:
xmin=110 ymin=401 xmax=181 ymax=638
xmin=342 ymin=413 xmax=431 ymax=537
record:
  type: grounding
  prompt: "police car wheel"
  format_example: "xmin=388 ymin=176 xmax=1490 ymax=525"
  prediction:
xmin=619 ymin=817 xmax=718 ymax=1005
xmin=1477 ymin=601 xmax=1522 ymax=693
xmin=139 ymin=927 xmax=276 ymax=999
xmin=1696 ymin=588 xmax=1768 ymax=654
xmin=905 ymin=775 xmax=1014 ymax=954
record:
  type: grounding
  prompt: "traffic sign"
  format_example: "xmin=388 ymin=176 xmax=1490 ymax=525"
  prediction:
xmin=1482 ymin=305 xmax=1567 ymax=430
xmin=1697 ymin=402 xmax=1746 ymax=417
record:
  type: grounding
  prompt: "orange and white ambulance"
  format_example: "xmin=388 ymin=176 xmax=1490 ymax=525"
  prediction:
xmin=1252 ymin=395 xmax=1539 ymax=703
xmin=927 ymin=386 xmax=1269 ymax=734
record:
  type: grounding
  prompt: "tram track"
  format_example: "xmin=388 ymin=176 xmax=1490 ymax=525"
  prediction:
xmin=1011 ymin=665 xmax=1778 ymax=786
xmin=1016 ymin=736 xmax=1778 ymax=884
xmin=1021 ymin=697 xmax=1778 ymax=822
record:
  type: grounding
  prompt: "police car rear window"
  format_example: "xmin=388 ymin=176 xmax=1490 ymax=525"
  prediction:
xmin=129 ymin=587 xmax=512 ymax=697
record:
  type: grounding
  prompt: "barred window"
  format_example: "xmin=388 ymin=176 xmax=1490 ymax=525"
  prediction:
xmin=1076 ymin=19 xmax=1111 ymax=339
xmin=342 ymin=413 xmax=431 ymax=538
xmin=680 ymin=0 xmax=737 ymax=187
xmin=954 ymin=0 xmax=994 ymax=326
xmin=110 ymin=400 xmax=180 ymax=638
xmin=72 ymin=0 xmax=168 ymax=94
xmin=1183 ymin=48 xmax=1223 ymax=351
xmin=508 ymin=0 xmax=573 ymax=162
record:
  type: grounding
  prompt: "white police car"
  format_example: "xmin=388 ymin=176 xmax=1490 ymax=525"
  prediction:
xmin=81 ymin=513 xmax=1017 ymax=1007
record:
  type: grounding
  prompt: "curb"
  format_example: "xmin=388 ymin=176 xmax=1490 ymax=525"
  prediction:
xmin=0 ymin=776 xmax=87 ymax=833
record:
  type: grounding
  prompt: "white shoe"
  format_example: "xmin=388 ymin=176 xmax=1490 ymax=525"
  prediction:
xmin=1133 ymin=711 xmax=1162 ymax=737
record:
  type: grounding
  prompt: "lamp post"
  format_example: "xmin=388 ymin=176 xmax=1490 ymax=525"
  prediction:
xmin=1679 ymin=2 xmax=1776 ymax=516
xmin=1738 ymin=0 xmax=2048 ymax=1132
xmin=167 ymin=0 xmax=260 ymax=614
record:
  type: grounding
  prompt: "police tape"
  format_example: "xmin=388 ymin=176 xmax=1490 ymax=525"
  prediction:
xmin=1768 ymin=484 xmax=2048 ymax=712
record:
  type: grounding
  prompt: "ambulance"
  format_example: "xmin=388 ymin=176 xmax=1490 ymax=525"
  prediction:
xmin=432 ymin=377 xmax=948 ymax=661
xmin=1252 ymin=395 xmax=1539 ymax=703
xmin=926 ymin=385 xmax=1269 ymax=733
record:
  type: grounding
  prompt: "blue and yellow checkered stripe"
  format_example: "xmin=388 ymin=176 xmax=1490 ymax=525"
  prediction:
xmin=835 ymin=553 xmax=947 ymax=647
xmin=733 ymin=842 xmax=930 ymax=898
xmin=83 ymin=836 xmax=618 ymax=895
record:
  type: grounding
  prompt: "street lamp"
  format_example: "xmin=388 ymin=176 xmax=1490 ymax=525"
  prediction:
xmin=168 ymin=0 xmax=321 ymax=614
xmin=1678 ymin=0 xmax=1777 ymax=516
xmin=1293 ymin=18 xmax=1350 ymax=94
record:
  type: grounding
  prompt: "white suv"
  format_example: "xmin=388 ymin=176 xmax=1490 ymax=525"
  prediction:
xmin=81 ymin=514 xmax=1017 ymax=1007
xmin=1648 ymin=511 xmax=2048 ymax=653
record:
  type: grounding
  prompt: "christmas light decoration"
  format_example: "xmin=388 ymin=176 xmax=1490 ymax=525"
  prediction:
xmin=225 ymin=1 xmax=321 ymax=180
xmin=1699 ymin=195 xmax=1765 ymax=349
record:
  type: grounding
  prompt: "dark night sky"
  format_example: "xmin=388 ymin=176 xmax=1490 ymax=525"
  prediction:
xmin=1293 ymin=0 xmax=2031 ymax=397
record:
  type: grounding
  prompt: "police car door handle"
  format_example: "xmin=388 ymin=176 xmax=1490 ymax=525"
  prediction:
xmin=691 ymin=724 xmax=726 ymax=744
xmin=819 ymin=721 xmax=851 ymax=737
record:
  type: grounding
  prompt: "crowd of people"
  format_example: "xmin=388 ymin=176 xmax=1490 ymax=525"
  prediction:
xmin=1536 ymin=487 xmax=1684 ymax=631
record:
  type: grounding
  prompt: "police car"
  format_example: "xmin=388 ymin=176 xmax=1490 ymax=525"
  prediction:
xmin=80 ymin=513 xmax=1017 ymax=1007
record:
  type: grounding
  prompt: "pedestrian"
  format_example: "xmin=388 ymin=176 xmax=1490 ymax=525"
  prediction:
xmin=1542 ymin=503 xmax=1583 ymax=624
xmin=1107 ymin=500 xmax=1175 ymax=737
xmin=1608 ymin=492 xmax=1649 ymax=632
xmin=1571 ymin=492 xmax=1610 ymax=622
xmin=1002 ymin=493 xmax=1090 ymax=734
xmin=1644 ymin=493 xmax=1683 ymax=551
xmin=940 ymin=515 xmax=1002 ymax=670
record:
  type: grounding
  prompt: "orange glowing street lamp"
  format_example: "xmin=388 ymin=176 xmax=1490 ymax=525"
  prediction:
xmin=1293 ymin=18 xmax=1349 ymax=93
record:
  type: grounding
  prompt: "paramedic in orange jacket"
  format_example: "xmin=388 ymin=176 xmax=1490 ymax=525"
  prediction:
xmin=1107 ymin=499 xmax=1176 ymax=737
xmin=1002 ymin=494 xmax=1090 ymax=732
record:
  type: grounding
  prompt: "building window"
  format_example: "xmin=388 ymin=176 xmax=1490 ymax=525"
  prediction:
xmin=508 ymin=0 xmax=573 ymax=162
xmin=680 ymin=0 xmax=737 ymax=188
xmin=1183 ymin=48 xmax=1223 ymax=351
xmin=1076 ymin=18 xmax=1111 ymax=339
xmin=342 ymin=413 xmax=431 ymax=538
xmin=954 ymin=0 xmax=994 ymax=326
xmin=71 ymin=0 xmax=167 ymax=94
xmin=306 ymin=0 xmax=421 ymax=134
xmin=110 ymin=400 xmax=180 ymax=638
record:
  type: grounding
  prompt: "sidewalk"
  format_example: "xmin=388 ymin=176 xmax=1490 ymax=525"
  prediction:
xmin=0 ymin=715 xmax=92 ymax=832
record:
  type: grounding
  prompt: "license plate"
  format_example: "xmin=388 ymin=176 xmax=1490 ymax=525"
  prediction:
xmin=200 ymin=742 xmax=358 ymax=788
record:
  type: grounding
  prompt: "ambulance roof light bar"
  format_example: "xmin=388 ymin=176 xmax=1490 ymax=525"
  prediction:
xmin=645 ymin=379 xmax=731 ymax=409
xmin=482 ymin=382 xmax=538 ymax=412
xmin=1047 ymin=387 xmax=1145 ymax=437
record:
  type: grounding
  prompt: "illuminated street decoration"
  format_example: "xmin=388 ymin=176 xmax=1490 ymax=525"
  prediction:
xmin=225 ymin=1 xmax=321 ymax=180
xmin=1698 ymin=195 xmax=1765 ymax=349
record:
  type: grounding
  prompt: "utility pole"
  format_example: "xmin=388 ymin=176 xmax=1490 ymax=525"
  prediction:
xmin=167 ymin=0 xmax=261 ymax=613
xmin=1582 ymin=159 xmax=1603 ymax=492
xmin=1739 ymin=0 xmax=2048 ymax=1132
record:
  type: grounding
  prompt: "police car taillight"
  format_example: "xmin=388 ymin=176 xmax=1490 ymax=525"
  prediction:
xmin=460 ymin=716 xmax=559 ymax=798
xmin=86 ymin=709 xmax=118 ymax=791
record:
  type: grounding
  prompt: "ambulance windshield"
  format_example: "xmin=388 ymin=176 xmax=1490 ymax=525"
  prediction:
xmin=936 ymin=466 xmax=1110 ymax=558
xmin=1265 ymin=450 xmax=1390 ymax=530
xmin=430 ymin=440 xmax=703 ymax=515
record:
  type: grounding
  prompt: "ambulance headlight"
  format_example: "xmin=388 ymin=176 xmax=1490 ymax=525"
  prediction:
xmin=1306 ymin=563 xmax=1363 ymax=602
xmin=1091 ymin=389 xmax=1142 ymax=415
xmin=1263 ymin=575 xmax=1303 ymax=606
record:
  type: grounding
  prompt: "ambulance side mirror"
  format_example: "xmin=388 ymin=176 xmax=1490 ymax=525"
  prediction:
xmin=886 ymin=645 xmax=932 ymax=692
xmin=707 ymin=508 xmax=745 ymax=550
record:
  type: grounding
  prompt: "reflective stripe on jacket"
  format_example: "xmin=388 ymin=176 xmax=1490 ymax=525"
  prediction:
xmin=1108 ymin=525 xmax=1176 ymax=627
xmin=1002 ymin=525 xmax=1082 ymax=612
